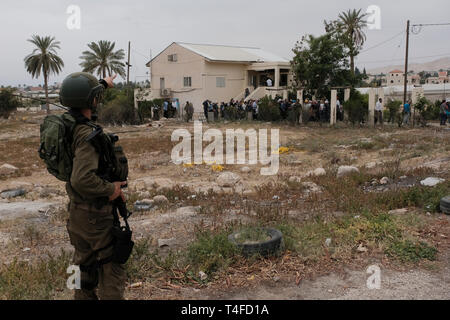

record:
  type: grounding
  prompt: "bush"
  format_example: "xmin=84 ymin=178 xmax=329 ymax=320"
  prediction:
xmin=344 ymin=90 xmax=368 ymax=125
xmin=98 ymin=89 xmax=137 ymax=125
xmin=0 ymin=89 xmax=20 ymax=118
xmin=385 ymin=99 xmax=403 ymax=125
xmin=258 ymin=96 xmax=281 ymax=121
xmin=137 ymin=100 xmax=152 ymax=121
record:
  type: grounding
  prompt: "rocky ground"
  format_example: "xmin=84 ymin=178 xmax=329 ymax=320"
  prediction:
xmin=0 ymin=111 xmax=449 ymax=300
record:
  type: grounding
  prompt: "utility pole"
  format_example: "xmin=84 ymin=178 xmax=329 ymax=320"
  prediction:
xmin=126 ymin=41 xmax=131 ymax=87
xmin=149 ymin=49 xmax=152 ymax=88
xmin=403 ymin=20 xmax=410 ymax=121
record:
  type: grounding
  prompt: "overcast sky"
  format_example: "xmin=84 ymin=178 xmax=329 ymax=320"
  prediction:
xmin=1 ymin=0 xmax=449 ymax=86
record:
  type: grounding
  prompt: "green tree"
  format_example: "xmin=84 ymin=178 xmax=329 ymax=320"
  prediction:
xmin=79 ymin=40 xmax=126 ymax=78
xmin=24 ymin=35 xmax=64 ymax=113
xmin=291 ymin=33 xmax=352 ymax=97
xmin=343 ymin=89 xmax=368 ymax=125
xmin=0 ymin=89 xmax=21 ymax=118
xmin=328 ymin=9 xmax=367 ymax=77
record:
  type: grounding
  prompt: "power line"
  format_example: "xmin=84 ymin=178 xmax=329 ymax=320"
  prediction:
xmin=360 ymin=30 xmax=405 ymax=53
xmin=412 ymin=22 xmax=450 ymax=27
xmin=131 ymin=48 xmax=150 ymax=60
xmin=357 ymin=52 xmax=450 ymax=64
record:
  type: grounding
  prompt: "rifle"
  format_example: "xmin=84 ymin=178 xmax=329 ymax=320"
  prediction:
xmin=86 ymin=125 xmax=134 ymax=264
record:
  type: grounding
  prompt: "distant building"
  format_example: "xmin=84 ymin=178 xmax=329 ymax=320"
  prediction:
xmin=426 ymin=71 xmax=449 ymax=84
xmin=144 ymin=42 xmax=292 ymax=112
xmin=386 ymin=69 xmax=404 ymax=85
xmin=386 ymin=69 xmax=420 ymax=86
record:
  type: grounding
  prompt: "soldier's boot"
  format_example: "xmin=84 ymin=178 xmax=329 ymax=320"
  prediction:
xmin=97 ymin=262 xmax=126 ymax=300
xmin=74 ymin=269 xmax=99 ymax=300
xmin=74 ymin=288 xmax=99 ymax=300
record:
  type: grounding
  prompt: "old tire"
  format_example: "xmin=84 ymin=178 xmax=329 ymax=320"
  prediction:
xmin=441 ymin=196 xmax=450 ymax=215
xmin=228 ymin=228 xmax=283 ymax=257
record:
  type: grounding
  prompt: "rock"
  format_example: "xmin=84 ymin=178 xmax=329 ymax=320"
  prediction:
xmin=380 ymin=177 xmax=389 ymax=185
xmin=153 ymin=195 xmax=169 ymax=205
xmin=129 ymin=282 xmax=143 ymax=288
xmin=132 ymin=180 xmax=146 ymax=191
xmin=302 ymin=182 xmax=322 ymax=193
xmin=1 ymin=188 xmax=26 ymax=199
xmin=158 ymin=238 xmax=177 ymax=248
xmin=242 ymin=190 xmax=255 ymax=196
xmin=357 ymin=243 xmax=368 ymax=253
xmin=199 ymin=271 xmax=208 ymax=281
xmin=325 ymin=238 xmax=332 ymax=247
xmin=240 ymin=166 xmax=252 ymax=173
xmin=313 ymin=168 xmax=326 ymax=176
xmin=420 ymin=177 xmax=445 ymax=187
xmin=152 ymin=178 xmax=175 ymax=191
xmin=289 ymin=176 xmax=302 ymax=183
xmin=388 ymin=208 xmax=408 ymax=215
xmin=399 ymin=176 xmax=407 ymax=180
xmin=217 ymin=172 xmax=241 ymax=187
xmin=365 ymin=162 xmax=377 ymax=169
xmin=337 ymin=166 xmax=359 ymax=178
xmin=306 ymin=168 xmax=326 ymax=177
xmin=221 ymin=187 xmax=234 ymax=194
xmin=175 ymin=206 xmax=200 ymax=218
xmin=139 ymin=191 xmax=151 ymax=199
xmin=273 ymin=195 xmax=280 ymax=200
xmin=0 ymin=201 xmax=58 ymax=221
xmin=0 ymin=164 xmax=18 ymax=175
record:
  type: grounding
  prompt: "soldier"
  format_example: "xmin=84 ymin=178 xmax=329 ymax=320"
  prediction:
xmin=59 ymin=72 xmax=128 ymax=300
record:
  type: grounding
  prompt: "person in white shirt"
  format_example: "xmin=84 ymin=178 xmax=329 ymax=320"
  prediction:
xmin=336 ymin=99 xmax=343 ymax=121
xmin=266 ymin=78 xmax=273 ymax=87
xmin=375 ymin=98 xmax=383 ymax=125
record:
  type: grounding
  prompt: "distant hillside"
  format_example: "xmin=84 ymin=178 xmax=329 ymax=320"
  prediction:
xmin=367 ymin=57 xmax=450 ymax=74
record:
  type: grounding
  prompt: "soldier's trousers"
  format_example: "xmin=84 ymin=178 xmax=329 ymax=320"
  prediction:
xmin=66 ymin=202 xmax=126 ymax=300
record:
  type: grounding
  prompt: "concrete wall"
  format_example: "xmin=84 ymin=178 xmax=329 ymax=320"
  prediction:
xmin=203 ymin=61 xmax=247 ymax=104
xmin=356 ymin=85 xmax=450 ymax=103
xmin=149 ymin=43 xmax=206 ymax=112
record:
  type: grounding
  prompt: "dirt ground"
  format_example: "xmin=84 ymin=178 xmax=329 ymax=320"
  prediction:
xmin=0 ymin=111 xmax=449 ymax=300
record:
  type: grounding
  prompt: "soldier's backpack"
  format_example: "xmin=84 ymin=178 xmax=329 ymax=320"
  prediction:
xmin=38 ymin=112 xmax=77 ymax=182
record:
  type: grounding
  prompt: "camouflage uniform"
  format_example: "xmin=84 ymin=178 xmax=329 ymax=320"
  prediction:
xmin=66 ymin=124 xmax=126 ymax=300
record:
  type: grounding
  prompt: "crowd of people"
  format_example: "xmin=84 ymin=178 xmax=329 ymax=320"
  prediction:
xmin=195 ymin=96 xmax=346 ymax=123
xmin=153 ymin=95 xmax=450 ymax=127
xmin=301 ymin=98 xmax=344 ymax=123
xmin=201 ymin=99 xmax=261 ymax=121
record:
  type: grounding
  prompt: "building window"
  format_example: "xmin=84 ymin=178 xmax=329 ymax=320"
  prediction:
xmin=216 ymin=77 xmax=226 ymax=88
xmin=183 ymin=77 xmax=192 ymax=87
xmin=168 ymin=54 xmax=178 ymax=62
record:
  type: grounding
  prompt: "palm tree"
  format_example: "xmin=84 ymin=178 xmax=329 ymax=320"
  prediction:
xmin=79 ymin=40 xmax=126 ymax=79
xmin=337 ymin=9 xmax=367 ymax=76
xmin=24 ymin=35 xmax=64 ymax=113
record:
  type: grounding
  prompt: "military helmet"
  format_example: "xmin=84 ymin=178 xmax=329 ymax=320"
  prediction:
xmin=59 ymin=72 xmax=104 ymax=109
